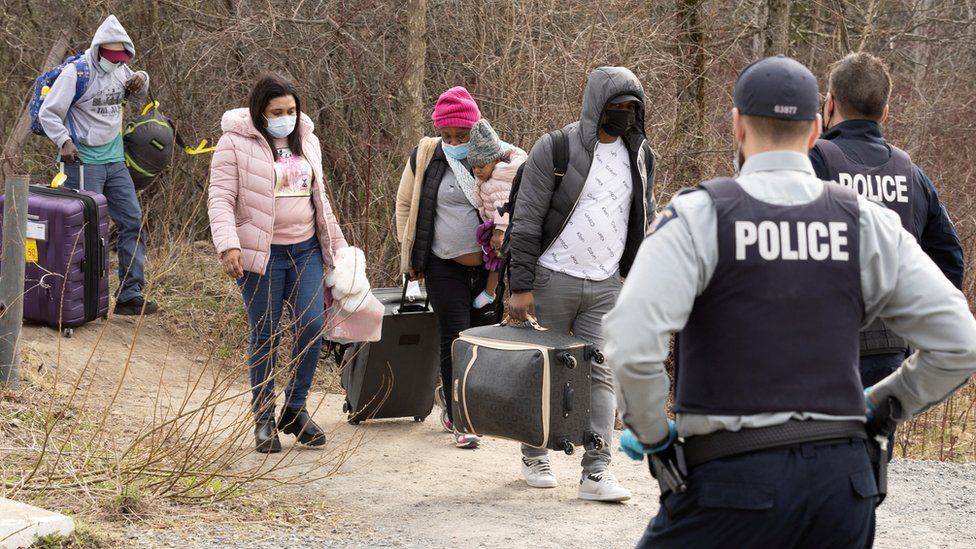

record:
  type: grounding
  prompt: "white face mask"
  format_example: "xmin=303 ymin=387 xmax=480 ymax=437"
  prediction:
xmin=99 ymin=57 xmax=122 ymax=73
xmin=265 ymin=115 xmax=297 ymax=139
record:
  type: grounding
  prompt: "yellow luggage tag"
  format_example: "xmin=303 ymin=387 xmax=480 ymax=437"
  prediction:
xmin=51 ymin=162 xmax=67 ymax=188
xmin=184 ymin=139 xmax=217 ymax=155
xmin=25 ymin=239 xmax=39 ymax=263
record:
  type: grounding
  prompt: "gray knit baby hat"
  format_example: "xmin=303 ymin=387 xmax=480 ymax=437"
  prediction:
xmin=467 ymin=119 xmax=505 ymax=166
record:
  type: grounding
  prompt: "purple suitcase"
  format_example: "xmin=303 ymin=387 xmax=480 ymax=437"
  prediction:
xmin=0 ymin=185 xmax=109 ymax=335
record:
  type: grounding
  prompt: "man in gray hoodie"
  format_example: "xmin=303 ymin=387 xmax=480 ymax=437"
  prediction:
xmin=39 ymin=14 xmax=158 ymax=315
xmin=506 ymin=66 xmax=656 ymax=502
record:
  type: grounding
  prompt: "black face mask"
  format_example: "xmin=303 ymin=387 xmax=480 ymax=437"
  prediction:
xmin=601 ymin=110 xmax=636 ymax=137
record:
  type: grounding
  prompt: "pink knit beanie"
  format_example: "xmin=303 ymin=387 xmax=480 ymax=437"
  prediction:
xmin=431 ymin=86 xmax=481 ymax=129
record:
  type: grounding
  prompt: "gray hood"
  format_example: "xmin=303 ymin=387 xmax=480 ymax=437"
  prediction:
xmin=85 ymin=15 xmax=136 ymax=73
xmin=579 ymin=66 xmax=647 ymax=151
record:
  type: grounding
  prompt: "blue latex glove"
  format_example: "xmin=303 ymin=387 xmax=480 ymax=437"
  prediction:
xmin=864 ymin=386 xmax=877 ymax=421
xmin=619 ymin=422 xmax=677 ymax=461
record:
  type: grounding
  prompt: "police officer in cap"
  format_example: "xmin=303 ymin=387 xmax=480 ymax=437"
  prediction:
xmin=603 ymin=56 xmax=976 ymax=547
xmin=811 ymin=52 xmax=964 ymax=402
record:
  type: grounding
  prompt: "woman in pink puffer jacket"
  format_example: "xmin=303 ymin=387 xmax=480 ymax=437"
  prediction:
xmin=468 ymin=119 xmax=527 ymax=307
xmin=208 ymin=74 xmax=348 ymax=454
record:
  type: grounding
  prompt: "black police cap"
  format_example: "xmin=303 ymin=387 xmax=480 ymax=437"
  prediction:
xmin=734 ymin=55 xmax=819 ymax=121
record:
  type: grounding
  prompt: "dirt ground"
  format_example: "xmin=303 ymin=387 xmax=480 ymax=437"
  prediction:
xmin=20 ymin=316 xmax=976 ymax=548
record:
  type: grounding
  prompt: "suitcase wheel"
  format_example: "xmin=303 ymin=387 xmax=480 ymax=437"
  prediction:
xmin=588 ymin=349 xmax=605 ymax=364
xmin=414 ymin=416 xmax=426 ymax=422
xmin=348 ymin=418 xmax=361 ymax=425
xmin=62 ymin=328 xmax=74 ymax=338
xmin=586 ymin=431 xmax=607 ymax=450
xmin=558 ymin=439 xmax=575 ymax=455
xmin=559 ymin=352 xmax=577 ymax=369
xmin=342 ymin=400 xmax=351 ymax=414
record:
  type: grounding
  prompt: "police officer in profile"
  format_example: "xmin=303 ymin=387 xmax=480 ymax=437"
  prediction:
xmin=603 ymin=56 xmax=976 ymax=548
xmin=812 ymin=51 xmax=965 ymax=397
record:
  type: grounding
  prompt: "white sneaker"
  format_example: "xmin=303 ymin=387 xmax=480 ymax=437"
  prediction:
xmin=578 ymin=470 xmax=631 ymax=502
xmin=521 ymin=456 xmax=557 ymax=488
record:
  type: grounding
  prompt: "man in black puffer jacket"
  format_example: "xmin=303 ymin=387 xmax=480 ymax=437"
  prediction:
xmin=507 ymin=66 xmax=656 ymax=502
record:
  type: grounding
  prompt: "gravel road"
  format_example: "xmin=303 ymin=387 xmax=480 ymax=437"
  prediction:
xmin=25 ymin=322 xmax=973 ymax=548
xmin=126 ymin=396 xmax=976 ymax=549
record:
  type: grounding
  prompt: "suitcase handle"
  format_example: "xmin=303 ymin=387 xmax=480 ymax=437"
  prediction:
xmin=499 ymin=315 xmax=547 ymax=332
xmin=398 ymin=274 xmax=430 ymax=313
xmin=98 ymin=237 xmax=107 ymax=277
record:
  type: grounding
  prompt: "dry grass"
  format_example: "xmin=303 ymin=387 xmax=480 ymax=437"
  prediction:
xmin=898 ymin=380 xmax=976 ymax=462
xmin=0 ymin=241 xmax=364 ymax=543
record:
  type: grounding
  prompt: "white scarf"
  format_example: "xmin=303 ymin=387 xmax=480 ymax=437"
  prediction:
xmin=443 ymin=144 xmax=478 ymax=208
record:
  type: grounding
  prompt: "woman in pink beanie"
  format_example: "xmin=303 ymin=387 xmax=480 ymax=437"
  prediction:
xmin=395 ymin=86 xmax=489 ymax=449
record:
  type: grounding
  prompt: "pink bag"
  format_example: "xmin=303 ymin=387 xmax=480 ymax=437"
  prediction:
xmin=324 ymin=288 xmax=384 ymax=343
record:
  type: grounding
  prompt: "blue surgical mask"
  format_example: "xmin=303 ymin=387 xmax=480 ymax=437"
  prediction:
xmin=265 ymin=115 xmax=297 ymax=138
xmin=99 ymin=57 xmax=121 ymax=74
xmin=442 ymin=141 xmax=469 ymax=160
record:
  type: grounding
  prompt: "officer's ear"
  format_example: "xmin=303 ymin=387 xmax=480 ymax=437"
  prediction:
xmin=806 ymin=116 xmax=823 ymax=150
xmin=879 ymin=104 xmax=889 ymax=125
xmin=731 ymin=108 xmax=746 ymax=145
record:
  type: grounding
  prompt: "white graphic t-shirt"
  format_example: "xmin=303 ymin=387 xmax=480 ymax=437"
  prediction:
xmin=538 ymin=137 xmax=632 ymax=280
xmin=271 ymin=141 xmax=316 ymax=245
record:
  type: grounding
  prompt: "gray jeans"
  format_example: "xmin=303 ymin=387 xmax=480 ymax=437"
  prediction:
xmin=521 ymin=265 xmax=621 ymax=476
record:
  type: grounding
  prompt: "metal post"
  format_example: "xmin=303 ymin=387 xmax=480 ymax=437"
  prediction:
xmin=0 ymin=174 xmax=28 ymax=389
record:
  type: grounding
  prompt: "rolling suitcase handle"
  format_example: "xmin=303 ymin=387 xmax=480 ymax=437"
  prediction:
xmin=397 ymin=274 xmax=430 ymax=314
xmin=54 ymin=162 xmax=85 ymax=190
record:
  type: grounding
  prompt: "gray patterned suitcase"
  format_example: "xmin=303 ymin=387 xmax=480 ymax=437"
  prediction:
xmin=451 ymin=323 xmax=607 ymax=454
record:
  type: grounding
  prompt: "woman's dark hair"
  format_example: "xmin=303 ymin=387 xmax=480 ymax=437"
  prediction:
xmin=248 ymin=74 xmax=303 ymax=160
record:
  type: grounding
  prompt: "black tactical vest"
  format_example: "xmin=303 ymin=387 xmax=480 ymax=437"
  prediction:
xmin=675 ymin=178 xmax=866 ymax=417
xmin=814 ymin=139 xmax=921 ymax=239
xmin=815 ymin=139 xmax=920 ymax=354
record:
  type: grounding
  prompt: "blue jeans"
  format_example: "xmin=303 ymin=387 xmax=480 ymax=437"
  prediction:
xmin=64 ymin=162 xmax=146 ymax=303
xmin=860 ymin=352 xmax=903 ymax=388
xmin=238 ymin=237 xmax=325 ymax=420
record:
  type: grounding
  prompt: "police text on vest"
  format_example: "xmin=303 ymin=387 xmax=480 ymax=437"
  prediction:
xmin=837 ymin=173 xmax=908 ymax=204
xmin=735 ymin=221 xmax=849 ymax=261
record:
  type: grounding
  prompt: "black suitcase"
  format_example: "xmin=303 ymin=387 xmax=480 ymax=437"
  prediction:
xmin=451 ymin=323 xmax=607 ymax=454
xmin=339 ymin=282 xmax=439 ymax=424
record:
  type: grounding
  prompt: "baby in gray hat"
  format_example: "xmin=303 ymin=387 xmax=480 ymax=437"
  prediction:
xmin=468 ymin=119 xmax=527 ymax=309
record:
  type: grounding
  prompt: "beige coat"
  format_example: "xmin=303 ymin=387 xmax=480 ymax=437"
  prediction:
xmin=395 ymin=137 xmax=440 ymax=274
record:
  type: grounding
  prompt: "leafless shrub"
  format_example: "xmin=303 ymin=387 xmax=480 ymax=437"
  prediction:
xmin=1 ymin=0 xmax=974 ymax=465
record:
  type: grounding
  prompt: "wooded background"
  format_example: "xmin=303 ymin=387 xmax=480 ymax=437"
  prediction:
xmin=2 ymin=0 xmax=974 ymax=285
xmin=0 ymin=0 xmax=975 ymax=457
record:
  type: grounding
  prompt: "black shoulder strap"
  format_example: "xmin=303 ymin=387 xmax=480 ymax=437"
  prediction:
xmin=886 ymin=144 xmax=915 ymax=174
xmin=674 ymin=186 xmax=705 ymax=198
xmin=551 ymin=128 xmax=569 ymax=190
xmin=409 ymin=146 xmax=419 ymax=173
xmin=814 ymin=139 xmax=850 ymax=173
xmin=172 ymin=122 xmax=188 ymax=150
xmin=699 ymin=177 xmax=740 ymax=202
